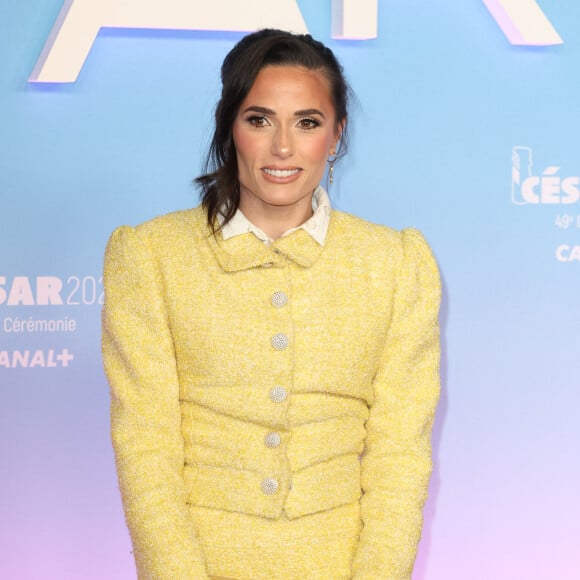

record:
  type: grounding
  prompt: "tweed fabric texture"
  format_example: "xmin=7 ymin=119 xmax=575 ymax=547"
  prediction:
xmin=102 ymin=205 xmax=441 ymax=579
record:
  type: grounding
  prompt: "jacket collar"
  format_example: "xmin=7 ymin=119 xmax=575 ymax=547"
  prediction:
xmin=196 ymin=208 xmax=328 ymax=272
xmin=219 ymin=186 xmax=331 ymax=247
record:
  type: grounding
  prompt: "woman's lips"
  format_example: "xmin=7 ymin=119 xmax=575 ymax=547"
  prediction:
xmin=262 ymin=167 xmax=302 ymax=182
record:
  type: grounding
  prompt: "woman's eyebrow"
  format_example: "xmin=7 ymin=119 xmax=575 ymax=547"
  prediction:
xmin=241 ymin=106 xmax=326 ymax=118
xmin=294 ymin=108 xmax=325 ymax=118
xmin=241 ymin=105 xmax=275 ymax=115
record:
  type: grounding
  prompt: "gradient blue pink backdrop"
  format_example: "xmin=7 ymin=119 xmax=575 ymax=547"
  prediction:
xmin=1 ymin=1 xmax=579 ymax=578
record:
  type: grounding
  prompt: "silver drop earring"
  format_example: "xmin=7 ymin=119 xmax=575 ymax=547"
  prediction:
xmin=328 ymin=156 xmax=337 ymax=184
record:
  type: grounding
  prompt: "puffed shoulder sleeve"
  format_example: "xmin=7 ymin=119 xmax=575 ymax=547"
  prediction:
xmin=102 ymin=226 xmax=209 ymax=579
xmin=352 ymin=229 xmax=441 ymax=580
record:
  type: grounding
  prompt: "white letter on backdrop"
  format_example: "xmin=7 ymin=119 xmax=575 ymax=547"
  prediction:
xmin=29 ymin=0 xmax=308 ymax=83
xmin=331 ymin=0 xmax=377 ymax=39
xmin=482 ymin=0 xmax=563 ymax=45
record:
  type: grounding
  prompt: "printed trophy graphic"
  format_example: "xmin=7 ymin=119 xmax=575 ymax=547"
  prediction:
xmin=511 ymin=146 xmax=533 ymax=205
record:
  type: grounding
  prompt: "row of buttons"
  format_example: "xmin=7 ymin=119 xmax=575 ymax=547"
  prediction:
xmin=262 ymin=428 xmax=282 ymax=494
xmin=262 ymin=290 xmax=289 ymax=495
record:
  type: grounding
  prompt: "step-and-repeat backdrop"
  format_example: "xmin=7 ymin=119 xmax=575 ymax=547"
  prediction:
xmin=1 ymin=1 xmax=579 ymax=578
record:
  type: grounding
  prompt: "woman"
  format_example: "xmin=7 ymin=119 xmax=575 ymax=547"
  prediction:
xmin=102 ymin=29 xmax=441 ymax=580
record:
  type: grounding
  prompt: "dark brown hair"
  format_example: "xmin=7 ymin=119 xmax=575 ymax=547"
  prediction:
xmin=195 ymin=29 xmax=351 ymax=231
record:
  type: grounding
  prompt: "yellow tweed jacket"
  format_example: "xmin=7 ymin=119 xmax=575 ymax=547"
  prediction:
xmin=102 ymin=205 xmax=441 ymax=579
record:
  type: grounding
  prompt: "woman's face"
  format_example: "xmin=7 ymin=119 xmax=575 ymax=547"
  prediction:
xmin=232 ymin=65 xmax=342 ymax=220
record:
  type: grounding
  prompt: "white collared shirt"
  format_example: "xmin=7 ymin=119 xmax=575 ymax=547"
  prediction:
xmin=220 ymin=186 xmax=331 ymax=246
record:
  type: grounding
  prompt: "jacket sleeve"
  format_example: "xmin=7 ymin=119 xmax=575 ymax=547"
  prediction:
xmin=351 ymin=229 xmax=441 ymax=580
xmin=102 ymin=226 xmax=209 ymax=579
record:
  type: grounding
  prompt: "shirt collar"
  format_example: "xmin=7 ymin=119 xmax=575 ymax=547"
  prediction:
xmin=219 ymin=186 xmax=331 ymax=246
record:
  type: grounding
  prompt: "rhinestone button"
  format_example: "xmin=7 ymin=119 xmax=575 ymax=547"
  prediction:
xmin=264 ymin=432 xmax=281 ymax=448
xmin=270 ymin=386 xmax=287 ymax=403
xmin=261 ymin=477 xmax=279 ymax=495
xmin=271 ymin=333 xmax=289 ymax=350
xmin=270 ymin=291 xmax=288 ymax=308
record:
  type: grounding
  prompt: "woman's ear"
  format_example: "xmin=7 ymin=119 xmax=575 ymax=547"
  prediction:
xmin=332 ymin=117 xmax=346 ymax=155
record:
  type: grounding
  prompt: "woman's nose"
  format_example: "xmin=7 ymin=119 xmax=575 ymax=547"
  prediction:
xmin=271 ymin=127 xmax=293 ymax=158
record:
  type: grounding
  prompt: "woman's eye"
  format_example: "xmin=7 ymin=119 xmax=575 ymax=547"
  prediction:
xmin=298 ymin=118 xmax=320 ymax=130
xmin=247 ymin=115 xmax=268 ymax=127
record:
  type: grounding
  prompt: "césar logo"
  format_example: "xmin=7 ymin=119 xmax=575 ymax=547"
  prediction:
xmin=511 ymin=146 xmax=580 ymax=205
xmin=0 ymin=275 xmax=103 ymax=306
xmin=0 ymin=276 xmax=64 ymax=306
